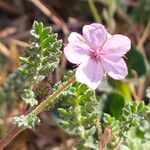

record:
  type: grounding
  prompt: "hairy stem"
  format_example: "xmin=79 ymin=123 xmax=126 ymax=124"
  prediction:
xmin=75 ymin=97 xmax=85 ymax=139
xmin=100 ymin=127 xmax=112 ymax=150
xmin=0 ymin=76 xmax=76 ymax=149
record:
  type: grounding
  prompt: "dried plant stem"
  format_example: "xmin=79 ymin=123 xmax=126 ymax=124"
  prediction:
xmin=137 ymin=19 xmax=150 ymax=50
xmin=100 ymin=127 xmax=112 ymax=150
xmin=0 ymin=76 xmax=76 ymax=150
xmin=0 ymin=42 xmax=10 ymax=58
xmin=30 ymin=0 xmax=69 ymax=35
xmin=0 ymin=126 xmax=25 ymax=150
xmin=114 ymin=137 xmax=123 ymax=150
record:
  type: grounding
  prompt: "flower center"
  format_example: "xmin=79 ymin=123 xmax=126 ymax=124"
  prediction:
xmin=91 ymin=49 xmax=101 ymax=60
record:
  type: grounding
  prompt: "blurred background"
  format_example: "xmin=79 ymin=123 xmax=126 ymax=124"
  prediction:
xmin=0 ymin=0 xmax=150 ymax=149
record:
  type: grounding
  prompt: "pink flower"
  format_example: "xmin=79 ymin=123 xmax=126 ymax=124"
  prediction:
xmin=64 ymin=23 xmax=131 ymax=90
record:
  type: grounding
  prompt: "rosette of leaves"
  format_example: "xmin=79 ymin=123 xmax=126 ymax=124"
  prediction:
xmin=19 ymin=21 xmax=62 ymax=106
xmin=103 ymin=102 xmax=150 ymax=149
xmin=55 ymin=82 xmax=99 ymax=149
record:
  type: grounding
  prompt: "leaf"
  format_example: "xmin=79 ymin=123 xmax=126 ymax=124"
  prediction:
xmin=13 ymin=113 xmax=40 ymax=128
xmin=53 ymin=81 xmax=98 ymax=149
xmin=126 ymin=46 xmax=149 ymax=78
xmin=18 ymin=21 xmax=62 ymax=106
xmin=104 ymin=92 xmax=125 ymax=120
xmin=108 ymin=78 xmax=132 ymax=102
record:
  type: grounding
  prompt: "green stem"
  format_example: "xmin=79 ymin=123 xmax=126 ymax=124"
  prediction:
xmin=32 ymin=75 xmax=76 ymax=115
xmin=0 ymin=75 xmax=76 ymax=149
xmin=88 ymin=0 xmax=101 ymax=23
xmin=75 ymin=99 xmax=85 ymax=139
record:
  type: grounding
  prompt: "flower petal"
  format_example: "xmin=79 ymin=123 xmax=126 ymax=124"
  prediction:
xmin=107 ymin=33 xmax=112 ymax=39
xmin=64 ymin=41 xmax=90 ymax=64
xmin=76 ymin=59 xmax=103 ymax=90
xmin=68 ymin=32 xmax=85 ymax=43
xmin=102 ymin=34 xmax=131 ymax=61
xmin=82 ymin=23 xmax=107 ymax=49
xmin=101 ymin=58 xmax=128 ymax=79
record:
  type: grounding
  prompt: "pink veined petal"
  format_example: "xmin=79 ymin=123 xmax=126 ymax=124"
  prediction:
xmin=68 ymin=32 xmax=85 ymax=43
xmin=64 ymin=42 xmax=90 ymax=64
xmin=75 ymin=59 xmax=104 ymax=90
xmin=82 ymin=23 xmax=107 ymax=49
xmin=101 ymin=58 xmax=128 ymax=80
xmin=102 ymin=34 xmax=131 ymax=61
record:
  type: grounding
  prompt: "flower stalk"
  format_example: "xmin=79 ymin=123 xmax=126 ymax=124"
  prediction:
xmin=0 ymin=76 xmax=76 ymax=149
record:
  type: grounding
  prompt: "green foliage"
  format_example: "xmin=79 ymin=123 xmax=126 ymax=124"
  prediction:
xmin=19 ymin=21 xmax=62 ymax=106
xmin=0 ymin=72 xmax=24 ymax=104
xmin=103 ymin=102 xmax=150 ymax=148
xmin=56 ymin=82 xmax=99 ymax=149
xmin=104 ymin=92 xmax=125 ymax=120
xmin=0 ymin=20 xmax=149 ymax=149
xmin=13 ymin=113 xmax=40 ymax=129
xmin=122 ymin=102 xmax=150 ymax=128
xmin=126 ymin=46 xmax=149 ymax=78
xmin=0 ymin=21 xmax=62 ymax=108
xmin=120 ymin=119 xmax=150 ymax=150
xmin=22 ymin=89 xmax=37 ymax=106
xmin=20 ymin=21 xmax=62 ymax=79
xmin=108 ymin=78 xmax=132 ymax=101
xmin=12 ymin=21 xmax=62 ymax=128
xmin=103 ymin=78 xmax=133 ymax=120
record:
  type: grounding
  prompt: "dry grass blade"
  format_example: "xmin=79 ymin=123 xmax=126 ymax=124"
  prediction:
xmin=0 ymin=42 xmax=10 ymax=58
xmin=10 ymin=39 xmax=31 ymax=48
xmin=0 ymin=1 xmax=20 ymax=14
xmin=137 ymin=19 xmax=150 ymax=50
xmin=29 ymin=0 xmax=69 ymax=35
xmin=0 ymin=27 xmax=17 ymax=39
xmin=9 ymin=43 xmax=20 ymax=70
xmin=0 ymin=69 xmax=8 ymax=84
